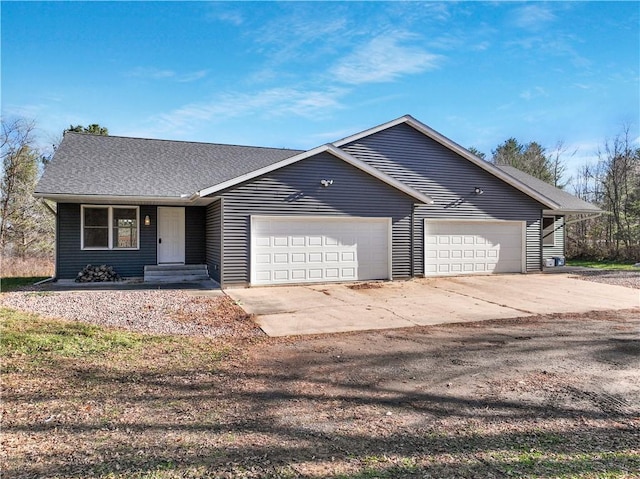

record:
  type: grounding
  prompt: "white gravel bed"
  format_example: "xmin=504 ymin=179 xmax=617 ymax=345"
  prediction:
xmin=571 ymin=270 xmax=640 ymax=290
xmin=0 ymin=289 xmax=244 ymax=337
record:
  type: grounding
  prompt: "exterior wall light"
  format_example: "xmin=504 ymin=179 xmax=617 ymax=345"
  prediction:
xmin=474 ymin=187 xmax=484 ymax=195
xmin=320 ymin=179 xmax=334 ymax=187
xmin=144 ymin=215 xmax=151 ymax=226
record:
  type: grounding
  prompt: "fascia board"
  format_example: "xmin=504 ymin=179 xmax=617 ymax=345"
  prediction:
xmin=198 ymin=144 xmax=329 ymax=197
xmin=324 ymin=145 xmax=433 ymax=204
xmin=198 ymin=143 xmax=433 ymax=204
xmin=333 ymin=114 xmax=561 ymax=210
xmin=402 ymin=117 xmax=562 ymax=209
xmin=32 ymin=192 xmax=215 ymax=206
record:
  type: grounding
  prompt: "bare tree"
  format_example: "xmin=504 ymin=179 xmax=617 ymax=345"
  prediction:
xmin=0 ymin=117 xmax=54 ymax=259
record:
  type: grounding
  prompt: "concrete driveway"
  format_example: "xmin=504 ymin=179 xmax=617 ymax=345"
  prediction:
xmin=226 ymin=274 xmax=639 ymax=337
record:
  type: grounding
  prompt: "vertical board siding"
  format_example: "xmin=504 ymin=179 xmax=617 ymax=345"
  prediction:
xmin=219 ymin=152 xmax=414 ymax=285
xmin=185 ymin=207 xmax=206 ymax=264
xmin=341 ymin=123 xmax=546 ymax=274
xmin=542 ymin=215 xmax=565 ymax=260
xmin=205 ymin=200 xmax=222 ymax=283
xmin=56 ymin=203 xmax=157 ymax=279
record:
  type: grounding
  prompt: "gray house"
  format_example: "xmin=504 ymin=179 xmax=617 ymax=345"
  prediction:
xmin=35 ymin=115 xmax=600 ymax=287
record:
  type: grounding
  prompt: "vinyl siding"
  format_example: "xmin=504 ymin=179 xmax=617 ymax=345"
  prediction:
xmin=341 ymin=123 xmax=546 ymax=274
xmin=205 ymin=199 xmax=222 ymax=283
xmin=185 ymin=207 xmax=206 ymax=264
xmin=56 ymin=204 xmax=207 ymax=279
xmin=542 ymin=215 xmax=565 ymax=260
xmin=56 ymin=203 xmax=156 ymax=279
xmin=218 ymin=152 xmax=415 ymax=285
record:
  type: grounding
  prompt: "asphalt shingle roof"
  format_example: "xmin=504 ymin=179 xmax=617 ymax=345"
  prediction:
xmin=496 ymin=165 xmax=601 ymax=213
xmin=36 ymin=132 xmax=303 ymax=197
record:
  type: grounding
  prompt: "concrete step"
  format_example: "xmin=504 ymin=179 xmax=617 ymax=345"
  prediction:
xmin=143 ymin=264 xmax=209 ymax=283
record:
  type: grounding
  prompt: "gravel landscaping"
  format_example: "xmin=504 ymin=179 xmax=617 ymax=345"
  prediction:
xmin=0 ymin=290 xmax=262 ymax=338
xmin=570 ymin=269 xmax=640 ymax=290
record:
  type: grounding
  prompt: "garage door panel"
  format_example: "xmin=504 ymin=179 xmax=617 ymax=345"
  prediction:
xmin=252 ymin=217 xmax=390 ymax=285
xmin=425 ymin=220 xmax=523 ymax=276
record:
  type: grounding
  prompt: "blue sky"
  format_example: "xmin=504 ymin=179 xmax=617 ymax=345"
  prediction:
xmin=2 ymin=1 xmax=638 ymax=178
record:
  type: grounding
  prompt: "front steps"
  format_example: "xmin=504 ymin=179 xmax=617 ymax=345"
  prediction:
xmin=144 ymin=264 xmax=210 ymax=283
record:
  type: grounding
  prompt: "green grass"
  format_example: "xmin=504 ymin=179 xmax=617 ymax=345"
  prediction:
xmin=567 ymin=260 xmax=639 ymax=271
xmin=0 ymin=276 xmax=49 ymax=292
xmin=0 ymin=307 xmax=149 ymax=358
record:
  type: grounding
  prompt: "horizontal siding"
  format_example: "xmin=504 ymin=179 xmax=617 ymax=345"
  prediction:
xmin=185 ymin=207 xmax=206 ymax=264
xmin=205 ymin=200 xmax=222 ymax=283
xmin=56 ymin=203 xmax=157 ymax=279
xmin=542 ymin=215 xmax=565 ymax=260
xmin=219 ymin=152 xmax=414 ymax=285
xmin=342 ymin=123 xmax=546 ymax=274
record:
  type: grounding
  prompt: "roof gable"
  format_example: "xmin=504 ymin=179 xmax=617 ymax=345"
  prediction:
xmin=333 ymin=115 xmax=566 ymax=210
xmin=199 ymin=144 xmax=433 ymax=204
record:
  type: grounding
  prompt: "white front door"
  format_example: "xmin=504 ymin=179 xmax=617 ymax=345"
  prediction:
xmin=157 ymin=207 xmax=185 ymax=264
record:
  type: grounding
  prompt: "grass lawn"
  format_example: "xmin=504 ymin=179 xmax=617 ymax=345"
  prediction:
xmin=0 ymin=276 xmax=49 ymax=292
xmin=1 ymin=305 xmax=638 ymax=478
xmin=567 ymin=260 xmax=639 ymax=271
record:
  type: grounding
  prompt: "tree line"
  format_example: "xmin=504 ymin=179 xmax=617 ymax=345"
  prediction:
xmin=1 ymin=119 xmax=108 ymax=262
xmin=1 ymin=115 xmax=637 ymax=265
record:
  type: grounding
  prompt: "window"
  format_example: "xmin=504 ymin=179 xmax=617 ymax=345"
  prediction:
xmin=542 ymin=216 xmax=556 ymax=247
xmin=81 ymin=206 xmax=139 ymax=250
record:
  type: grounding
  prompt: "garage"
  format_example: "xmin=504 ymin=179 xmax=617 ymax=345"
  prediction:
xmin=424 ymin=220 xmax=525 ymax=276
xmin=251 ymin=216 xmax=391 ymax=285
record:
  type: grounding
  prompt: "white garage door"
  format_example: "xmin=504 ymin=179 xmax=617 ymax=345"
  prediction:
xmin=251 ymin=216 xmax=391 ymax=285
xmin=424 ymin=220 xmax=524 ymax=276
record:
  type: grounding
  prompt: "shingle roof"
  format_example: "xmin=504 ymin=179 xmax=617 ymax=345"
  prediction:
xmin=35 ymin=132 xmax=302 ymax=198
xmin=496 ymin=165 xmax=601 ymax=213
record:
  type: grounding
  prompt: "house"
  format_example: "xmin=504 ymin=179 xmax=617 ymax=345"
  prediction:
xmin=35 ymin=115 xmax=600 ymax=287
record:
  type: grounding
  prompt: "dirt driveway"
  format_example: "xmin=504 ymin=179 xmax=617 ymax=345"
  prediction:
xmin=228 ymin=274 xmax=640 ymax=336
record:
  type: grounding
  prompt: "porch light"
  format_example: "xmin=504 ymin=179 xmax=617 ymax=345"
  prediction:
xmin=474 ymin=187 xmax=484 ymax=195
xmin=144 ymin=215 xmax=151 ymax=226
xmin=320 ymin=179 xmax=334 ymax=187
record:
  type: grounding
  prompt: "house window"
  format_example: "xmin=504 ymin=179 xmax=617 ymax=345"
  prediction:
xmin=542 ymin=216 xmax=556 ymax=247
xmin=81 ymin=206 xmax=139 ymax=250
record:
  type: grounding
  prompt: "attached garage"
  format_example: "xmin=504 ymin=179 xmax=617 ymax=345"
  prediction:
xmin=424 ymin=220 xmax=525 ymax=276
xmin=251 ymin=216 xmax=391 ymax=285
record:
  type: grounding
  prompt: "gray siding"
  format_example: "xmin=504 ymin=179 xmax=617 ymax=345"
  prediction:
xmin=185 ymin=207 xmax=206 ymax=264
xmin=218 ymin=152 xmax=416 ymax=285
xmin=341 ymin=123 xmax=546 ymax=274
xmin=542 ymin=215 xmax=565 ymax=260
xmin=205 ymin=200 xmax=222 ymax=283
xmin=56 ymin=203 xmax=157 ymax=279
xmin=56 ymin=204 xmax=206 ymax=279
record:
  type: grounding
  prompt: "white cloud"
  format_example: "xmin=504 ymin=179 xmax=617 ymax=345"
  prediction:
xmin=513 ymin=4 xmax=556 ymax=31
xmin=331 ymin=33 xmax=442 ymax=85
xmin=148 ymin=86 xmax=347 ymax=135
xmin=519 ymin=86 xmax=548 ymax=101
xmin=125 ymin=67 xmax=208 ymax=83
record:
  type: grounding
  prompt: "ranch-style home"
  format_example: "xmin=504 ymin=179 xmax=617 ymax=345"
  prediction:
xmin=35 ymin=115 xmax=600 ymax=287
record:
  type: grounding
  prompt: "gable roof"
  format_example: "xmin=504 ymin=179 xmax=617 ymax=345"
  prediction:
xmin=199 ymin=143 xmax=433 ymax=204
xmin=35 ymin=132 xmax=302 ymax=203
xmin=333 ymin=115 xmax=564 ymax=210
xmin=36 ymin=131 xmax=432 ymax=205
xmin=495 ymin=165 xmax=601 ymax=214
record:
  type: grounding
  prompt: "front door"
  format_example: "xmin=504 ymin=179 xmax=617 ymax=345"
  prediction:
xmin=157 ymin=207 xmax=185 ymax=264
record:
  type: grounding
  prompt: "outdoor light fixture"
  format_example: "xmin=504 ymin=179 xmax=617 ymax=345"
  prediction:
xmin=144 ymin=215 xmax=151 ymax=226
xmin=474 ymin=187 xmax=484 ymax=195
xmin=320 ymin=179 xmax=334 ymax=187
